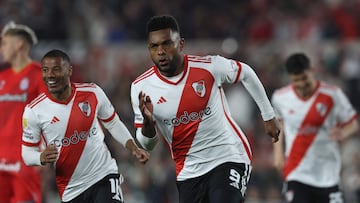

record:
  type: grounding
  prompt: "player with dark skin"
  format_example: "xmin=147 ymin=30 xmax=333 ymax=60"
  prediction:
xmin=139 ymin=28 xmax=280 ymax=142
xmin=40 ymin=54 xmax=148 ymax=165
xmin=132 ymin=15 xmax=280 ymax=203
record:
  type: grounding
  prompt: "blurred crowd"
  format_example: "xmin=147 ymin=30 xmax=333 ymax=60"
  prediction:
xmin=1 ymin=0 xmax=360 ymax=203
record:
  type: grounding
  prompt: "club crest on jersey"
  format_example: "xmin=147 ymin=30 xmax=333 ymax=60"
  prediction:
xmin=316 ymin=102 xmax=327 ymax=117
xmin=20 ymin=77 xmax=29 ymax=90
xmin=192 ymin=80 xmax=206 ymax=97
xmin=78 ymin=101 xmax=91 ymax=117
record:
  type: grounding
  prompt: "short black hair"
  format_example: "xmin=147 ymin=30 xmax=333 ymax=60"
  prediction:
xmin=285 ymin=53 xmax=310 ymax=74
xmin=42 ymin=49 xmax=71 ymax=64
xmin=146 ymin=15 xmax=180 ymax=34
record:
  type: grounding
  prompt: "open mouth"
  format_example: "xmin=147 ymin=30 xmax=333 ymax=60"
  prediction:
xmin=159 ymin=58 xmax=168 ymax=66
xmin=47 ymin=80 xmax=57 ymax=88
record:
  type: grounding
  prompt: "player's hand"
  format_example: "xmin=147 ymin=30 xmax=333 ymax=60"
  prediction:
xmin=138 ymin=91 xmax=154 ymax=122
xmin=132 ymin=148 xmax=150 ymax=164
xmin=40 ymin=144 xmax=58 ymax=165
xmin=138 ymin=91 xmax=156 ymax=137
xmin=330 ymin=126 xmax=344 ymax=141
xmin=263 ymin=118 xmax=280 ymax=143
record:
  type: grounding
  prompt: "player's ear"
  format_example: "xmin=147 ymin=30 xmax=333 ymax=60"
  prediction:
xmin=68 ymin=65 xmax=73 ymax=76
xmin=15 ymin=37 xmax=25 ymax=50
xmin=179 ymin=38 xmax=185 ymax=51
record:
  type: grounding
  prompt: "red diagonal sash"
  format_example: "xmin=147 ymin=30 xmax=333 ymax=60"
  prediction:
xmin=284 ymin=93 xmax=333 ymax=179
xmin=56 ymin=92 xmax=97 ymax=198
xmin=172 ymin=68 xmax=214 ymax=176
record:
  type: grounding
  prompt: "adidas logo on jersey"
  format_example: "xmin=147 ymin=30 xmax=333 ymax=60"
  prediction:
xmin=157 ymin=96 xmax=167 ymax=104
xmin=50 ymin=116 xmax=60 ymax=124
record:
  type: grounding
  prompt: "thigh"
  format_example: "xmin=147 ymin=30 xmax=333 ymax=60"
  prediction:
xmin=315 ymin=185 xmax=343 ymax=203
xmin=206 ymin=162 xmax=251 ymax=203
xmin=284 ymin=181 xmax=312 ymax=203
xmin=176 ymin=175 xmax=207 ymax=203
xmin=0 ymin=171 xmax=13 ymax=202
xmin=92 ymin=174 xmax=124 ymax=203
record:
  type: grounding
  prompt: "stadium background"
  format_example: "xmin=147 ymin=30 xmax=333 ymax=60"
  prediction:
xmin=1 ymin=0 xmax=360 ymax=202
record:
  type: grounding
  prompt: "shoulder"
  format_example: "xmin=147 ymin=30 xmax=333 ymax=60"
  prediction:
xmin=132 ymin=66 xmax=156 ymax=85
xmin=74 ymin=82 xmax=99 ymax=91
xmin=29 ymin=61 xmax=42 ymax=69
xmin=273 ymin=85 xmax=293 ymax=97
xmin=187 ymin=54 xmax=228 ymax=67
xmin=26 ymin=92 xmax=47 ymax=109
xmin=27 ymin=62 xmax=42 ymax=74
xmin=318 ymin=81 xmax=342 ymax=96
xmin=319 ymin=81 xmax=340 ymax=91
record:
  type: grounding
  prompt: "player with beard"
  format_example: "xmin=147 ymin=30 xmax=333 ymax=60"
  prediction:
xmin=130 ymin=15 xmax=280 ymax=203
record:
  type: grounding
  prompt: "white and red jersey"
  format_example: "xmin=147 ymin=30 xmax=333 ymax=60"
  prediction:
xmin=272 ymin=81 xmax=358 ymax=187
xmin=22 ymin=83 xmax=119 ymax=202
xmin=0 ymin=62 xmax=45 ymax=164
xmin=131 ymin=55 xmax=263 ymax=181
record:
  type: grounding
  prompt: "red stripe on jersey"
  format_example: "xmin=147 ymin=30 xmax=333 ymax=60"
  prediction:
xmin=171 ymin=67 xmax=214 ymax=176
xmin=134 ymin=123 xmax=143 ymax=128
xmin=55 ymin=91 xmax=97 ymax=198
xmin=133 ymin=67 xmax=155 ymax=84
xmin=74 ymin=83 xmax=96 ymax=88
xmin=28 ymin=93 xmax=46 ymax=108
xmin=220 ymin=88 xmax=252 ymax=161
xmin=22 ymin=140 xmax=41 ymax=147
xmin=284 ymin=93 xmax=334 ymax=179
xmin=100 ymin=111 xmax=116 ymax=123
xmin=338 ymin=114 xmax=358 ymax=128
xmin=234 ymin=61 xmax=242 ymax=83
xmin=187 ymin=55 xmax=212 ymax=63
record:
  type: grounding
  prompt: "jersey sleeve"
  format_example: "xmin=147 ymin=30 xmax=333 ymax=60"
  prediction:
xmin=271 ymin=91 xmax=283 ymax=120
xmin=22 ymin=106 xmax=42 ymax=147
xmin=212 ymin=55 xmax=242 ymax=85
xmin=130 ymin=82 xmax=144 ymax=128
xmin=334 ymin=88 xmax=357 ymax=124
xmin=94 ymin=84 xmax=116 ymax=122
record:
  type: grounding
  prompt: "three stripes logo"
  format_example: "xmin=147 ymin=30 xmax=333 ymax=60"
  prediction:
xmin=157 ymin=96 xmax=167 ymax=104
xmin=50 ymin=116 xmax=60 ymax=124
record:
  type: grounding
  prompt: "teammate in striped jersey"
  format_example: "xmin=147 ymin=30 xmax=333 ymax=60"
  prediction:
xmin=272 ymin=53 xmax=359 ymax=203
xmin=21 ymin=49 xmax=149 ymax=202
xmin=0 ymin=21 xmax=45 ymax=203
xmin=130 ymin=15 xmax=280 ymax=203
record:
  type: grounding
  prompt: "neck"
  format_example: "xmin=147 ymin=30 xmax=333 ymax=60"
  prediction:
xmin=165 ymin=54 xmax=184 ymax=77
xmin=298 ymin=81 xmax=317 ymax=98
xmin=52 ymin=84 xmax=72 ymax=102
xmin=11 ymin=53 xmax=32 ymax=73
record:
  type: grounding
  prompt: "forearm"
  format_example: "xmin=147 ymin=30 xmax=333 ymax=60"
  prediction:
xmin=102 ymin=114 xmax=134 ymax=147
xmin=141 ymin=119 xmax=156 ymax=138
xmin=241 ymin=65 xmax=275 ymax=121
xmin=136 ymin=128 xmax=158 ymax=151
xmin=125 ymin=139 xmax=141 ymax=152
xmin=340 ymin=118 xmax=359 ymax=140
xmin=22 ymin=145 xmax=42 ymax=166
